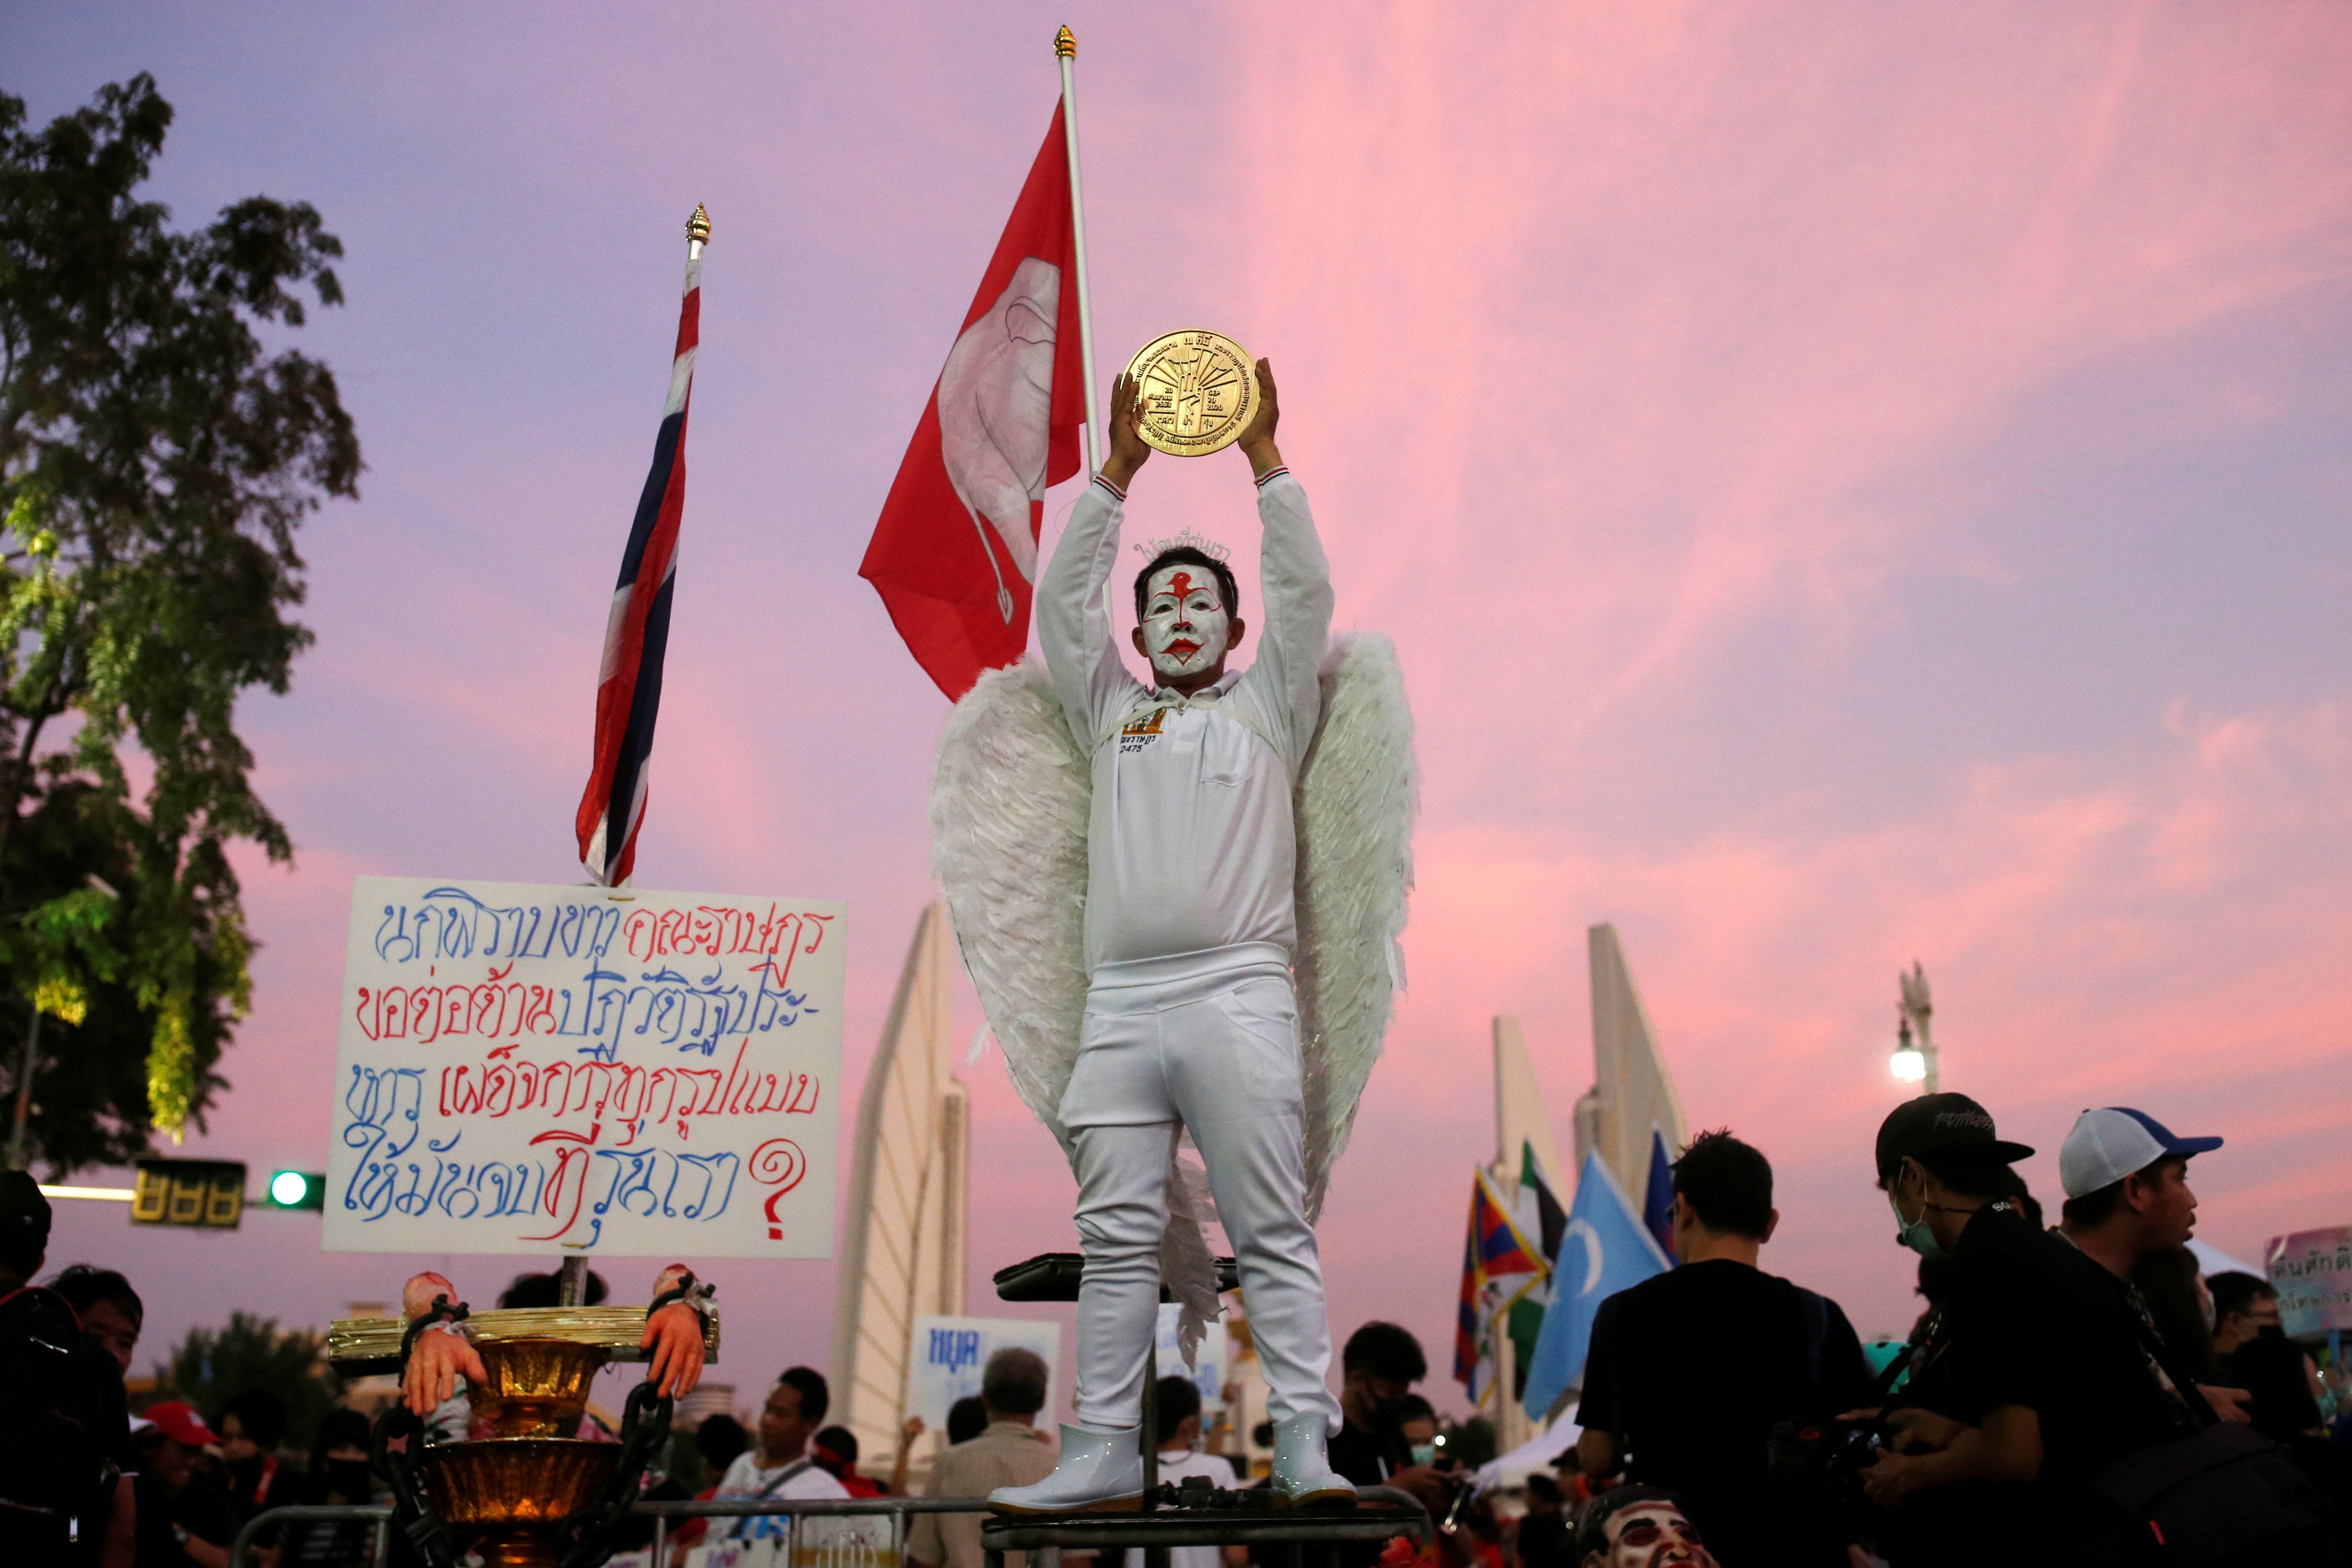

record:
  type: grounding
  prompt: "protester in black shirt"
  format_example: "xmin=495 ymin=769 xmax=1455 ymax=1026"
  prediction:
xmin=133 ymin=1402 xmax=239 ymax=1568
xmin=2209 ymin=1272 xmax=2328 ymax=1440
xmin=1513 ymin=1472 xmax=1573 ymax=1568
xmin=1574 ymin=1130 xmax=1873 ymax=1568
xmin=1325 ymin=1321 xmax=1428 ymax=1488
xmin=217 ymin=1389 xmax=303 ymax=1529
xmin=1858 ymin=1094 xmax=2185 ymax=1566
xmin=2056 ymin=1106 xmax=2252 ymax=1423
xmin=275 ymin=1408 xmax=381 ymax=1568
xmin=0 ymin=1172 xmax=133 ymax=1567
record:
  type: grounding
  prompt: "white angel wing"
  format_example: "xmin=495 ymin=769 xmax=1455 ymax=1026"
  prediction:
xmin=929 ymin=657 xmax=1092 ymax=1151
xmin=1294 ymin=632 xmax=1417 ymax=1221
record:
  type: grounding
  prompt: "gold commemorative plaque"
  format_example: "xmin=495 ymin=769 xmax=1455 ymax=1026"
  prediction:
xmin=1127 ymin=329 xmax=1258 ymax=457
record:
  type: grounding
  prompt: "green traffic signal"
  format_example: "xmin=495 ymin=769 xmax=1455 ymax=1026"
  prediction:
xmin=264 ymin=1169 xmax=326 ymax=1211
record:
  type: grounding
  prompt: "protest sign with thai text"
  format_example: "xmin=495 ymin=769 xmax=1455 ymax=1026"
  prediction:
xmin=2269 ymin=1224 xmax=2352 ymax=1337
xmin=322 ymin=876 xmax=843 ymax=1258
xmin=905 ymin=1316 xmax=1062 ymax=1425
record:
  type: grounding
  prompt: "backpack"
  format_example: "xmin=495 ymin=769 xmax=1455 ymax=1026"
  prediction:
xmin=0 ymin=1286 xmax=124 ymax=1561
xmin=2069 ymin=1320 xmax=2343 ymax=1566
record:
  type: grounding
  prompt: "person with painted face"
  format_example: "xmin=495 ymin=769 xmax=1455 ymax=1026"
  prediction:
xmin=1000 ymin=357 xmax=1352 ymax=1515
xmin=1856 ymin=1093 xmax=2190 ymax=1567
xmin=1570 ymin=1486 xmax=1720 ymax=1568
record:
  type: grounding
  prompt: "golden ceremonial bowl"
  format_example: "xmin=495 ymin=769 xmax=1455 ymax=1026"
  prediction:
xmin=327 ymin=1305 xmax=719 ymax=1375
xmin=419 ymin=1437 xmax=621 ymax=1568
xmin=467 ymin=1337 xmax=611 ymax=1438
xmin=1127 ymin=329 xmax=1258 ymax=457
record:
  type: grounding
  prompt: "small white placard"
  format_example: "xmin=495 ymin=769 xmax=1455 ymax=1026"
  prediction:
xmin=1155 ymin=1303 xmax=1231 ymax=1412
xmin=905 ymin=1315 xmax=1063 ymax=1425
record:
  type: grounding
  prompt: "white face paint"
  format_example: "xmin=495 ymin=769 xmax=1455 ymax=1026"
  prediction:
xmin=1140 ymin=562 xmax=1231 ymax=682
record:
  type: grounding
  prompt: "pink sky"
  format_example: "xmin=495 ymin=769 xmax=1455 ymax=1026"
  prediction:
xmin=17 ymin=3 xmax=2352 ymax=1420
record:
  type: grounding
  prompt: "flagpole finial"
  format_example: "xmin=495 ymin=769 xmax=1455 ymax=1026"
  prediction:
xmin=686 ymin=204 xmax=712 ymax=245
xmin=1054 ymin=24 xmax=1076 ymax=58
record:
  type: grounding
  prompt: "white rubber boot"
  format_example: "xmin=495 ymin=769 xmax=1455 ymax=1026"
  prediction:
xmin=1271 ymin=1413 xmax=1357 ymax=1508
xmin=987 ymin=1424 xmax=1146 ymax=1515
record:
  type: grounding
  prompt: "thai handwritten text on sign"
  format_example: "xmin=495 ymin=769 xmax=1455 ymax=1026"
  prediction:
xmin=323 ymin=877 xmax=844 ymax=1258
xmin=2269 ymin=1225 xmax=2352 ymax=1337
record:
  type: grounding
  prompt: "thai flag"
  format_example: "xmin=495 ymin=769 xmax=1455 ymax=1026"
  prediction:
xmin=576 ymin=224 xmax=702 ymax=886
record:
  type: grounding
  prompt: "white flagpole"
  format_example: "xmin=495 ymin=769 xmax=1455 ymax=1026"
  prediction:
xmin=1056 ymin=25 xmax=1105 ymax=476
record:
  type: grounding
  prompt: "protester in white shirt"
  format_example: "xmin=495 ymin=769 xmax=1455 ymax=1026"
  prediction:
xmin=993 ymin=363 xmax=1352 ymax=1515
xmin=1153 ymin=1376 xmax=1249 ymax=1568
xmin=710 ymin=1369 xmax=849 ymax=1543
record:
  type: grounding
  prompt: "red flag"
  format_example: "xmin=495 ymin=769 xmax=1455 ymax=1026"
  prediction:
xmin=862 ymin=105 xmax=1088 ymax=700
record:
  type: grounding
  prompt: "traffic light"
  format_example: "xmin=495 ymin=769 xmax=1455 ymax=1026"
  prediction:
xmin=262 ymin=1169 xmax=327 ymax=1211
xmin=131 ymin=1158 xmax=246 ymax=1228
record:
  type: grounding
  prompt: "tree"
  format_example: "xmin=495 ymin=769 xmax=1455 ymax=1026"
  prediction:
xmin=149 ymin=1309 xmax=346 ymax=1454
xmin=0 ymin=75 xmax=359 ymax=1169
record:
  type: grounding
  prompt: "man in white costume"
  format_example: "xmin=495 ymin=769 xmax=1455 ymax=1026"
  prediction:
xmin=985 ymin=362 xmax=1356 ymax=1513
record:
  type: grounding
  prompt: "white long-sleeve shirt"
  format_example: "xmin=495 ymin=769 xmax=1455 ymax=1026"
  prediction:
xmin=1038 ymin=468 xmax=1335 ymax=972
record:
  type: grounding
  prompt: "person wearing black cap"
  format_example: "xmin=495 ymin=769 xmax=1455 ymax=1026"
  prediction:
xmin=1854 ymin=1094 xmax=2193 ymax=1565
xmin=0 ymin=1169 xmax=134 ymax=1565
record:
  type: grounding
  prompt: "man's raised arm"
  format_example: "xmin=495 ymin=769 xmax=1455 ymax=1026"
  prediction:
xmin=1234 ymin=360 xmax=1333 ymax=767
xmin=1038 ymin=373 xmax=1152 ymax=742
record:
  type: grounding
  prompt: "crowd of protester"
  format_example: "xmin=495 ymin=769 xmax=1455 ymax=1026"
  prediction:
xmin=7 ymin=1089 xmax=2352 ymax=1567
xmin=1546 ymin=1098 xmax=2350 ymax=1566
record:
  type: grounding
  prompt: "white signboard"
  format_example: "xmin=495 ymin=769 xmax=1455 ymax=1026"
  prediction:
xmin=1156 ymin=1303 xmax=1231 ymax=1412
xmin=905 ymin=1316 xmax=1062 ymax=1425
xmin=323 ymin=876 xmax=843 ymax=1258
xmin=2269 ymin=1225 xmax=2352 ymax=1337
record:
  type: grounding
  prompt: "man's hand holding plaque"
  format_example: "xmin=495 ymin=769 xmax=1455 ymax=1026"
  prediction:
xmin=1101 ymin=346 xmax=1281 ymax=495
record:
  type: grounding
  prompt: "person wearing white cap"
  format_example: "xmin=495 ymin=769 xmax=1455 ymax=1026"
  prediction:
xmin=2054 ymin=1107 xmax=2222 ymax=1284
xmin=1857 ymin=1095 xmax=2204 ymax=1564
xmin=2054 ymin=1108 xmax=2253 ymax=1426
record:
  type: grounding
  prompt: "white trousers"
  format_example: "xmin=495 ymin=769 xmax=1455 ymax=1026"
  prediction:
xmin=1058 ymin=942 xmax=1344 ymax=1434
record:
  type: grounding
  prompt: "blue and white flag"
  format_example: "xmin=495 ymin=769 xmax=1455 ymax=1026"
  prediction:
xmin=1520 ymin=1149 xmax=1672 ymax=1420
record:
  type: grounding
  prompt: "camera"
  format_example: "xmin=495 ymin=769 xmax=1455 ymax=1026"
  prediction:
xmin=1765 ymin=1416 xmax=1885 ymax=1490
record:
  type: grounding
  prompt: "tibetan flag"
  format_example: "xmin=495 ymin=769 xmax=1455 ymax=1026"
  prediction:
xmin=1521 ymin=1151 xmax=1672 ymax=1420
xmin=1507 ymin=1142 xmax=1568 ymax=1398
xmin=861 ymin=104 xmax=1087 ymax=700
xmin=1453 ymin=1168 xmax=1547 ymax=1405
xmin=576 ymin=232 xmax=702 ymax=886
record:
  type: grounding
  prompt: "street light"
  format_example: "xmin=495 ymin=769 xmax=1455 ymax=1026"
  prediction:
xmin=1888 ymin=961 xmax=1939 ymax=1096
xmin=1890 ymin=1018 xmax=1928 ymax=1084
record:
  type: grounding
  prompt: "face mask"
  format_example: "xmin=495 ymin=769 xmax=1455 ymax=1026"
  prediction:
xmin=1888 ymin=1188 xmax=1949 ymax=1263
xmin=1140 ymin=564 xmax=1230 ymax=682
xmin=1409 ymin=1442 xmax=1436 ymax=1468
xmin=2257 ymin=1323 xmax=2286 ymax=1341
xmin=324 ymin=1459 xmax=375 ymax=1499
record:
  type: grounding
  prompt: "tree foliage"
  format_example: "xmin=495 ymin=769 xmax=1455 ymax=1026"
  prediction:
xmin=0 ymin=75 xmax=359 ymax=1168
xmin=149 ymin=1309 xmax=346 ymax=1453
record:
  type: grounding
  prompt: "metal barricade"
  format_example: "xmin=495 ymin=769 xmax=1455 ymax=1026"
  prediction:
xmin=227 ymin=1503 xmax=394 ymax=1568
xmin=981 ymin=1486 xmax=1432 ymax=1568
xmin=229 ymin=1489 xmax=1432 ymax=1568
xmin=229 ymin=1494 xmax=988 ymax=1568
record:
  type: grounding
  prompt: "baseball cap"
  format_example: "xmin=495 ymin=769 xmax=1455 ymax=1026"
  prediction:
xmin=0 ymin=1169 xmax=51 ymax=1252
xmin=143 ymin=1401 xmax=220 ymax=1448
xmin=2059 ymin=1107 xmax=2222 ymax=1198
xmin=1874 ymin=1092 xmax=2036 ymax=1181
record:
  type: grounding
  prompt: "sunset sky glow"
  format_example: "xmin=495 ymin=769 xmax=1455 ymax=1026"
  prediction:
xmin=14 ymin=2 xmax=2352 ymax=1420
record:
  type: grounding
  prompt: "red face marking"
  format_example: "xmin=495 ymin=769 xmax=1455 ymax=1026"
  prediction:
xmin=1166 ymin=571 xmax=1195 ymax=601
